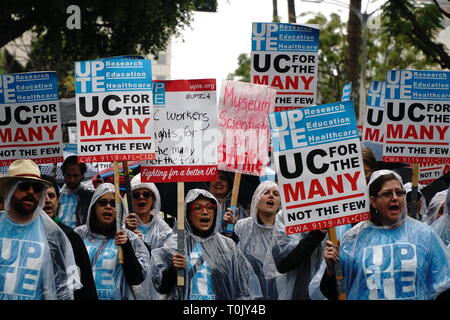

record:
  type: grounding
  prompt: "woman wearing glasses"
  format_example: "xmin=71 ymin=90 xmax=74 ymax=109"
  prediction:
xmin=150 ymin=189 xmax=262 ymax=300
xmin=74 ymin=183 xmax=151 ymax=300
xmin=320 ymin=170 xmax=450 ymax=300
xmin=124 ymin=173 xmax=174 ymax=299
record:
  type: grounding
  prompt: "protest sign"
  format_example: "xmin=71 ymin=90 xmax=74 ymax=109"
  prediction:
xmin=74 ymin=58 xmax=154 ymax=163
xmin=218 ymin=80 xmax=276 ymax=176
xmin=269 ymin=101 xmax=370 ymax=234
xmin=415 ymin=162 xmax=450 ymax=185
xmin=341 ymin=82 xmax=352 ymax=102
xmin=251 ymin=22 xmax=319 ymax=112
xmin=383 ymin=70 xmax=450 ymax=164
xmin=140 ymin=79 xmax=217 ymax=183
xmin=0 ymin=71 xmax=63 ymax=166
xmin=362 ymin=80 xmax=385 ymax=161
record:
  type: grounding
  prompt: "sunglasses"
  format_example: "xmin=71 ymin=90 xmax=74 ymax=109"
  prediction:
xmin=190 ymin=203 xmax=216 ymax=213
xmin=97 ymin=198 xmax=116 ymax=207
xmin=132 ymin=191 xmax=152 ymax=200
xmin=17 ymin=181 xmax=45 ymax=193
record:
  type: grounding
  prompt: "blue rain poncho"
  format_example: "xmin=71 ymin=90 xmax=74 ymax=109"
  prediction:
xmin=312 ymin=170 xmax=450 ymax=300
xmin=0 ymin=180 xmax=81 ymax=300
xmin=431 ymin=186 xmax=450 ymax=247
xmin=235 ymin=181 xmax=280 ymax=300
xmin=129 ymin=174 xmax=174 ymax=299
xmin=150 ymin=188 xmax=262 ymax=300
xmin=74 ymin=183 xmax=151 ymax=300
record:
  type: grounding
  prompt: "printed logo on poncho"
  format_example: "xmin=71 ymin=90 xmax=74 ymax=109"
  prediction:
xmin=363 ymin=243 xmax=417 ymax=299
xmin=86 ymin=240 xmax=118 ymax=300
xmin=188 ymin=242 xmax=215 ymax=300
xmin=0 ymin=238 xmax=44 ymax=299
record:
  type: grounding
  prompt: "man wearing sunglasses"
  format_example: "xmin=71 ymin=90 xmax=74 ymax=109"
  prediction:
xmin=0 ymin=159 xmax=81 ymax=300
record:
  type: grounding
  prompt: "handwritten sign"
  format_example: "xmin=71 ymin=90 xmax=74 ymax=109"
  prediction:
xmin=141 ymin=79 xmax=218 ymax=182
xmin=74 ymin=58 xmax=154 ymax=163
xmin=0 ymin=72 xmax=63 ymax=166
xmin=383 ymin=70 xmax=450 ymax=164
xmin=218 ymin=80 xmax=276 ymax=176
xmin=251 ymin=22 xmax=319 ymax=112
xmin=269 ymin=101 xmax=370 ymax=234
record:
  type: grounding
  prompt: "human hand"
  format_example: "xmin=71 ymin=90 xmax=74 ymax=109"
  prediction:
xmin=172 ymin=253 xmax=186 ymax=270
xmin=223 ymin=207 xmax=238 ymax=225
xmin=125 ymin=213 xmax=139 ymax=231
xmin=114 ymin=230 xmax=129 ymax=245
xmin=323 ymin=240 xmax=339 ymax=274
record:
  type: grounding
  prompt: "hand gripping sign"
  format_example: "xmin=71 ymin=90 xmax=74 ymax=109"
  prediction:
xmin=0 ymin=72 xmax=63 ymax=166
xmin=269 ymin=101 xmax=370 ymax=234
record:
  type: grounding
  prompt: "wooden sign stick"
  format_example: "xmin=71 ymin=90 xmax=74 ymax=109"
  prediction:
xmin=176 ymin=181 xmax=185 ymax=287
xmin=122 ymin=161 xmax=134 ymax=213
xmin=328 ymin=227 xmax=346 ymax=300
xmin=224 ymin=173 xmax=241 ymax=234
xmin=410 ymin=163 xmax=420 ymax=219
xmin=114 ymin=161 xmax=124 ymax=264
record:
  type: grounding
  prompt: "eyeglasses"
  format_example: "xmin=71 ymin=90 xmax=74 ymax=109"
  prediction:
xmin=17 ymin=181 xmax=45 ymax=193
xmin=132 ymin=191 xmax=152 ymax=200
xmin=377 ymin=190 xmax=406 ymax=200
xmin=97 ymin=198 xmax=116 ymax=207
xmin=190 ymin=203 xmax=216 ymax=213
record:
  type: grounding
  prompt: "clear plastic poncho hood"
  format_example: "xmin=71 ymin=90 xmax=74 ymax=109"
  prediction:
xmin=425 ymin=189 xmax=447 ymax=225
xmin=430 ymin=185 xmax=450 ymax=247
xmin=150 ymin=188 xmax=262 ymax=300
xmin=1 ymin=180 xmax=81 ymax=300
xmin=74 ymin=183 xmax=151 ymax=300
xmin=235 ymin=180 xmax=280 ymax=299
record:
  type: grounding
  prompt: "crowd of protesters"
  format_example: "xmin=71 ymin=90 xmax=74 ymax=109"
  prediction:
xmin=0 ymin=151 xmax=448 ymax=300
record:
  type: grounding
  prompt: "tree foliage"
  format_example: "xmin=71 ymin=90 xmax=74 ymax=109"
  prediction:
xmin=1 ymin=0 xmax=217 ymax=96
xmin=382 ymin=0 xmax=450 ymax=70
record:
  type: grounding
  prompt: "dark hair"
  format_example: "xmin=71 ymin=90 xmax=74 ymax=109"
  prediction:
xmin=89 ymin=194 xmax=116 ymax=238
xmin=362 ymin=146 xmax=378 ymax=171
xmin=41 ymin=174 xmax=60 ymax=198
xmin=186 ymin=194 xmax=217 ymax=237
xmin=368 ymin=173 xmax=402 ymax=224
xmin=369 ymin=173 xmax=400 ymax=197
xmin=61 ymin=155 xmax=87 ymax=175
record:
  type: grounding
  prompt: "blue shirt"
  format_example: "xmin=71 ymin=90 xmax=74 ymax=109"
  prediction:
xmin=83 ymin=237 xmax=121 ymax=300
xmin=58 ymin=192 xmax=78 ymax=228
xmin=188 ymin=241 xmax=215 ymax=300
xmin=341 ymin=218 xmax=450 ymax=300
xmin=0 ymin=213 xmax=45 ymax=300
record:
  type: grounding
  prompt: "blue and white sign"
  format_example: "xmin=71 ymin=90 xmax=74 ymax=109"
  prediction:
xmin=341 ymin=82 xmax=352 ymax=101
xmin=0 ymin=71 xmax=63 ymax=166
xmin=362 ymin=80 xmax=386 ymax=161
xmin=74 ymin=58 xmax=155 ymax=163
xmin=251 ymin=22 xmax=319 ymax=111
xmin=269 ymin=101 xmax=369 ymax=234
xmin=383 ymin=70 xmax=450 ymax=164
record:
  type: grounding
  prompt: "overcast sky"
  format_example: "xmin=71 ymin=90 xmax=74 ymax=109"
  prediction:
xmin=170 ymin=0 xmax=386 ymax=83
